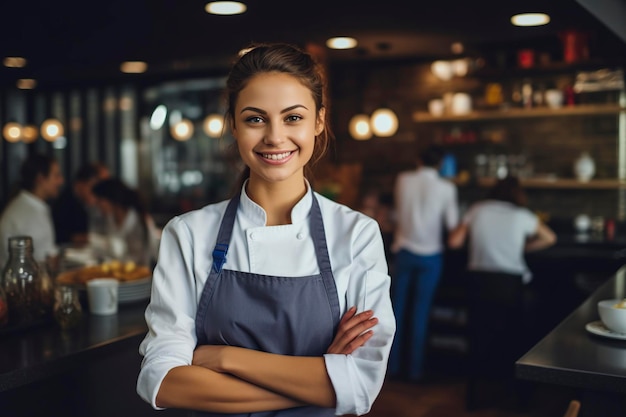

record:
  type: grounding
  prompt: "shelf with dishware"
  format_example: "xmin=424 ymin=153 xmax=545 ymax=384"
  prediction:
xmin=412 ymin=103 xmax=625 ymax=123
xmin=472 ymin=177 xmax=626 ymax=190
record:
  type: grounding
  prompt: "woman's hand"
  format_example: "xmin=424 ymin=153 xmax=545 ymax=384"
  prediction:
xmin=326 ymin=306 xmax=378 ymax=354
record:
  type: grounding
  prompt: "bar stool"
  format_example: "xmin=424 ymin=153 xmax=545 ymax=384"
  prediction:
xmin=464 ymin=269 xmax=527 ymax=411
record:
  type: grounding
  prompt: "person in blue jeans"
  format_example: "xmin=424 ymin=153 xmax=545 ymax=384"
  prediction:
xmin=388 ymin=145 xmax=459 ymax=381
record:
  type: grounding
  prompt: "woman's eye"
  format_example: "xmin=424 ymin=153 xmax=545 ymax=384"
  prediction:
xmin=285 ymin=114 xmax=302 ymax=123
xmin=245 ymin=116 xmax=264 ymax=124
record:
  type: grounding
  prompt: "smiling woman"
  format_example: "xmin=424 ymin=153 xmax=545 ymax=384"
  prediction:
xmin=136 ymin=42 xmax=396 ymax=416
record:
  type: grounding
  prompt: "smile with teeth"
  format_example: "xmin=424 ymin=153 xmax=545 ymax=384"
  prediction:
xmin=260 ymin=151 xmax=293 ymax=160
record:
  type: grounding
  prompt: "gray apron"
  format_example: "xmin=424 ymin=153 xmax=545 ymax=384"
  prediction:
xmin=194 ymin=191 xmax=341 ymax=417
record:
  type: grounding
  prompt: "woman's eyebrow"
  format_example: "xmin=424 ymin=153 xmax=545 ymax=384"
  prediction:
xmin=240 ymin=104 xmax=309 ymax=114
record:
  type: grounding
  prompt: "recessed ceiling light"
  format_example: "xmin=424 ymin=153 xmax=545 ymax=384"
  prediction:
xmin=205 ymin=1 xmax=247 ymax=15
xmin=511 ymin=13 xmax=550 ymax=27
xmin=120 ymin=61 xmax=148 ymax=73
xmin=326 ymin=37 xmax=358 ymax=50
xmin=3 ymin=56 xmax=27 ymax=68
xmin=16 ymin=79 xmax=36 ymax=89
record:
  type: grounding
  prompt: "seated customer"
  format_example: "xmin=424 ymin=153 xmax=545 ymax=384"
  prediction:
xmin=0 ymin=153 xmax=65 ymax=266
xmin=448 ymin=175 xmax=556 ymax=283
xmin=52 ymin=161 xmax=110 ymax=246
xmin=92 ymin=178 xmax=160 ymax=266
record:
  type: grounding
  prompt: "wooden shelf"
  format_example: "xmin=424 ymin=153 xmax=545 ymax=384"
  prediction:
xmin=413 ymin=104 xmax=625 ymax=123
xmin=475 ymin=177 xmax=626 ymax=189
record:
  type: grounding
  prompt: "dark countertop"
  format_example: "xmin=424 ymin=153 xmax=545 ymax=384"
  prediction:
xmin=0 ymin=300 xmax=149 ymax=393
xmin=516 ymin=267 xmax=626 ymax=392
xmin=516 ymin=266 xmax=626 ymax=416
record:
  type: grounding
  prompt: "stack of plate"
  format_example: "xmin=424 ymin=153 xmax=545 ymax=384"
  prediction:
xmin=118 ymin=276 xmax=152 ymax=304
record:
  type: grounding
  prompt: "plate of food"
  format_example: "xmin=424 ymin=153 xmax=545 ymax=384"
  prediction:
xmin=56 ymin=260 xmax=152 ymax=304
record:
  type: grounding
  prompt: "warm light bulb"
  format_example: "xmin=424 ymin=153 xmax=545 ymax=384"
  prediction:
xmin=203 ymin=114 xmax=224 ymax=138
xmin=21 ymin=124 xmax=39 ymax=143
xmin=370 ymin=108 xmax=398 ymax=137
xmin=348 ymin=114 xmax=372 ymax=140
xmin=3 ymin=122 xmax=22 ymax=143
xmin=120 ymin=61 xmax=148 ymax=73
xmin=171 ymin=119 xmax=194 ymax=141
xmin=41 ymin=118 xmax=64 ymax=142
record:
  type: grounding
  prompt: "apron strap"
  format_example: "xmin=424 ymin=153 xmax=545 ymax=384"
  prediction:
xmin=212 ymin=192 xmax=240 ymax=273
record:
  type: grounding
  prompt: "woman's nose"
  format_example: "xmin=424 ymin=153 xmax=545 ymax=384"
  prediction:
xmin=263 ymin=123 xmax=286 ymax=145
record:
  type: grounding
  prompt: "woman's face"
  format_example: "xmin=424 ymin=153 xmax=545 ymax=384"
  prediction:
xmin=231 ymin=72 xmax=324 ymax=186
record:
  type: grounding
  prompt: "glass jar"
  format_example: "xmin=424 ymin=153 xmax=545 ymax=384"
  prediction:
xmin=53 ymin=286 xmax=83 ymax=330
xmin=2 ymin=236 xmax=43 ymax=326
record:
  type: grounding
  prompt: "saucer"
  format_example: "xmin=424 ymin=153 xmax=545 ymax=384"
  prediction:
xmin=585 ymin=320 xmax=626 ymax=340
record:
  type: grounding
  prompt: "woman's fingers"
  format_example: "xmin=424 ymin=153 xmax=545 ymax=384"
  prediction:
xmin=327 ymin=307 xmax=378 ymax=354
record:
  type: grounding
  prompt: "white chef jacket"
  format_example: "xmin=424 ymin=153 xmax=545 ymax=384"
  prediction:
xmin=0 ymin=191 xmax=59 ymax=266
xmin=462 ymin=200 xmax=539 ymax=284
xmin=137 ymin=183 xmax=396 ymax=416
xmin=391 ymin=167 xmax=459 ymax=255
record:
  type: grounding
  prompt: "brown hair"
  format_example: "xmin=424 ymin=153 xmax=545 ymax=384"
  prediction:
xmin=488 ymin=175 xmax=528 ymax=207
xmin=224 ymin=42 xmax=333 ymax=190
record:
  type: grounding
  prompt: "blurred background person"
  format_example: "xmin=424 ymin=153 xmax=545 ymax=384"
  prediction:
xmin=92 ymin=178 xmax=160 ymax=266
xmin=52 ymin=161 xmax=110 ymax=246
xmin=0 ymin=153 xmax=64 ymax=267
xmin=447 ymin=175 xmax=557 ymax=283
xmin=387 ymin=144 xmax=459 ymax=382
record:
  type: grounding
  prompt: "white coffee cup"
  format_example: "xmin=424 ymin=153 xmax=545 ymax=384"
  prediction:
xmin=428 ymin=99 xmax=445 ymax=116
xmin=86 ymin=278 xmax=119 ymax=315
xmin=545 ymin=89 xmax=564 ymax=109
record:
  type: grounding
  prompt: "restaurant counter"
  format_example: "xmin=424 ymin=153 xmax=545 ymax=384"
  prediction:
xmin=0 ymin=301 xmax=185 ymax=417
xmin=516 ymin=266 xmax=626 ymax=417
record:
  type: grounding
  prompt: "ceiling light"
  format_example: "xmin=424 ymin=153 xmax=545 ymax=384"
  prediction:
xmin=3 ymin=122 xmax=22 ymax=143
xmin=171 ymin=119 xmax=194 ymax=141
xmin=16 ymin=78 xmax=36 ymax=89
xmin=370 ymin=108 xmax=398 ymax=137
xmin=326 ymin=37 xmax=358 ymax=50
xmin=3 ymin=57 xmax=27 ymax=68
xmin=41 ymin=118 xmax=64 ymax=142
xmin=511 ymin=13 xmax=550 ymax=27
xmin=120 ymin=61 xmax=148 ymax=73
xmin=203 ymin=114 xmax=224 ymax=138
xmin=205 ymin=1 xmax=247 ymax=15
xmin=348 ymin=114 xmax=372 ymax=140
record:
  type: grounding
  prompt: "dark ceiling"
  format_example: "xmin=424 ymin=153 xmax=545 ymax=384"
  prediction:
xmin=1 ymin=0 xmax=625 ymax=88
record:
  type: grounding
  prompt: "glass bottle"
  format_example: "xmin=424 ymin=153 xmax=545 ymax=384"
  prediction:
xmin=2 ymin=236 xmax=42 ymax=326
xmin=0 ymin=285 xmax=8 ymax=328
xmin=53 ymin=286 xmax=83 ymax=330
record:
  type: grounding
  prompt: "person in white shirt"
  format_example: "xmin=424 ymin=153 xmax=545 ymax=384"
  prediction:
xmin=388 ymin=145 xmax=459 ymax=382
xmin=91 ymin=177 xmax=159 ymax=266
xmin=136 ymin=43 xmax=396 ymax=416
xmin=448 ymin=175 xmax=557 ymax=284
xmin=0 ymin=153 xmax=64 ymax=267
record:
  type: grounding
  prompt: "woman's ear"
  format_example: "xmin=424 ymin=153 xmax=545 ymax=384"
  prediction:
xmin=315 ymin=107 xmax=326 ymax=136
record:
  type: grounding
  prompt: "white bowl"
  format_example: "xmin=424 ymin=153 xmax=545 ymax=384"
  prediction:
xmin=598 ymin=299 xmax=626 ymax=334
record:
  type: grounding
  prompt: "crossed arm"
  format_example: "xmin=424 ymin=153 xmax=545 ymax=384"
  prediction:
xmin=155 ymin=307 xmax=378 ymax=413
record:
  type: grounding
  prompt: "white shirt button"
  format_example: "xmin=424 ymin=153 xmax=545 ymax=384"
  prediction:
xmin=296 ymin=233 xmax=305 ymax=240
xmin=249 ymin=233 xmax=256 ymax=240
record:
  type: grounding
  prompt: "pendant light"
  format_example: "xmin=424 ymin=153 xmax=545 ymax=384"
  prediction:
xmin=41 ymin=118 xmax=64 ymax=142
xmin=202 ymin=113 xmax=224 ymax=138
xmin=348 ymin=113 xmax=372 ymax=140
xmin=370 ymin=108 xmax=398 ymax=137
xmin=171 ymin=119 xmax=194 ymax=141
xmin=2 ymin=122 xmax=22 ymax=143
